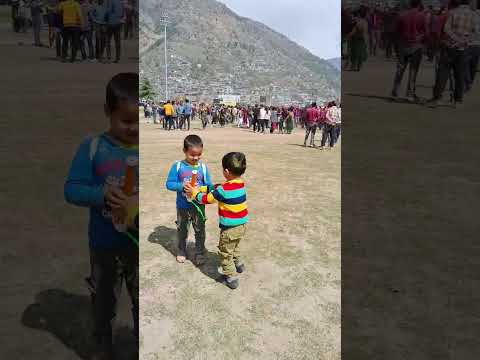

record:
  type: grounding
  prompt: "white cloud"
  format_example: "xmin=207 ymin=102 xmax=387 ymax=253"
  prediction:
xmin=217 ymin=0 xmax=341 ymax=59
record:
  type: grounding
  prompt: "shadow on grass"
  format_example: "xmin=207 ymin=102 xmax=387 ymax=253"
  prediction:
xmin=154 ymin=127 xmax=205 ymax=131
xmin=344 ymin=92 xmax=435 ymax=106
xmin=345 ymin=92 xmax=455 ymax=109
xmin=148 ymin=225 xmax=223 ymax=284
xmin=287 ymin=143 xmax=320 ymax=149
xmin=416 ymin=84 xmax=434 ymax=89
xmin=38 ymin=56 xmax=61 ymax=62
xmin=21 ymin=289 xmax=137 ymax=360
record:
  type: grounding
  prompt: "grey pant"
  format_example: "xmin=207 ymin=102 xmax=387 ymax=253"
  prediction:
xmin=392 ymin=46 xmax=423 ymax=97
xmin=465 ymin=45 xmax=480 ymax=89
xmin=304 ymin=124 xmax=317 ymax=145
xmin=32 ymin=13 xmax=41 ymax=45
xmin=89 ymin=245 xmax=139 ymax=351
xmin=176 ymin=206 xmax=206 ymax=256
xmin=80 ymin=30 xmax=94 ymax=60
xmin=106 ymin=24 xmax=122 ymax=61
xmin=433 ymin=47 xmax=466 ymax=102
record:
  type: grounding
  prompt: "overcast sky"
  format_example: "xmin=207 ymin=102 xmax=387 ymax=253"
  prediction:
xmin=217 ymin=0 xmax=341 ymax=60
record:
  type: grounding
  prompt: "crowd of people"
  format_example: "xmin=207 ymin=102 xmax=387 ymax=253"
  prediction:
xmin=140 ymin=98 xmax=341 ymax=150
xmin=342 ymin=0 xmax=480 ymax=107
xmin=9 ymin=0 xmax=138 ymax=63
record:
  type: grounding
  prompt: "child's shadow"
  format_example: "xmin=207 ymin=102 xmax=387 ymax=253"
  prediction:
xmin=148 ymin=226 xmax=222 ymax=283
xmin=21 ymin=289 xmax=138 ymax=360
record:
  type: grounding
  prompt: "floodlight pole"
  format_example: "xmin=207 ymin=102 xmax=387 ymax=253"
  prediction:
xmin=160 ymin=14 xmax=170 ymax=101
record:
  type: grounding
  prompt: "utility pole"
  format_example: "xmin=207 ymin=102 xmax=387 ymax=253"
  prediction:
xmin=159 ymin=13 xmax=170 ymax=101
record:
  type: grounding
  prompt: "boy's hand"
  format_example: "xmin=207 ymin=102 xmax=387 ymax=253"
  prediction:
xmin=184 ymin=183 xmax=194 ymax=198
xmin=184 ymin=183 xmax=199 ymax=199
xmin=104 ymin=184 xmax=128 ymax=209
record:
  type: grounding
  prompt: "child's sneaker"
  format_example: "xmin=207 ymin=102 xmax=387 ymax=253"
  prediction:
xmin=219 ymin=275 xmax=239 ymax=289
xmin=235 ymin=262 xmax=245 ymax=273
xmin=176 ymin=255 xmax=186 ymax=263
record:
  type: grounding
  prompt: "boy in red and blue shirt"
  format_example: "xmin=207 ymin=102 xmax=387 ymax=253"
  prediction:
xmin=165 ymin=135 xmax=213 ymax=265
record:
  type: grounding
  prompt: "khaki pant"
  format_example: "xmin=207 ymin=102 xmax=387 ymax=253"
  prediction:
xmin=218 ymin=224 xmax=246 ymax=276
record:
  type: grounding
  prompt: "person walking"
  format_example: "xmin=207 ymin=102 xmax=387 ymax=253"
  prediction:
xmin=252 ymin=104 xmax=259 ymax=132
xmin=347 ymin=7 xmax=369 ymax=71
xmin=427 ymin=0 xmax=476 ymax=108
xmin=163 ymin=100 xmax=174 ymax=130
xmin=465 ymin=4 xmax=480 ymax=92
xmin=285 ymin=107 xmax=294 ymax=134
xmin=152 ymin=102 xmax=157 ymax=124
xmin=31 ymin=0 xmax=44 ymax=47
xmin=391 ymin=0 xmax=427 ymax=102
xmin=320 ymin=101 xmax=339 ymax=150
xmin=183 ymin=99 xmax=193 ymax=131
xmin=105 ymin=0 xmax=123 ymax=63
xmin=11 ymin=0 xmax=20 ymax=32
xmin=384 ymin=6 xmax=399 ymax=59
xmin=58 ymin=0 xmax=84 ymax=63
xmin=333 ymin=103 xmax=341 ymax=144
xmin=123 ymin=0 xmax=135 ymax=39
xmin=270 ymin=106 xmax=278 ymax=133
xmin=92 ymin=0 xmax=107 ymax=62
xmin=258 ymin=105 xmax=266 ymax=133
xmin=79 ymin=0 xmax=94 ymax=61
xmin=304 ymin=102 xmax=319 ymax=147
xmin=49 ymin=0 xmax=64 ymax=58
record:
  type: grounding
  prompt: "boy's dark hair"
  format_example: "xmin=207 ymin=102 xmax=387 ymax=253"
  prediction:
xmin=183 ymin=135 xmax=203 ymax=150
xmin=410 ymin=0 xmax=422 ymax=8
xmin=222 ymin=152 xmax=246 ymax=176
xmin=106 ymin=73 xmax=138 ymax=112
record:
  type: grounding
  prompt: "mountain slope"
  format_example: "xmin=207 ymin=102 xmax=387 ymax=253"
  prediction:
xmin=328 ymin=58 xmax=341 ymax=71
xmin=140 ymin=0 xmax=340 ymax=104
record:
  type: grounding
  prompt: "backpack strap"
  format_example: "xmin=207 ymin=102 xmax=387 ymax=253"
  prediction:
xmin=89 ymin=136 xmax=99 ymax=162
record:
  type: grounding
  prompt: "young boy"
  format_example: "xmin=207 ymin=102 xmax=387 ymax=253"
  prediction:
xmin=92 ymin=0 xmax=107 ymax=62
xmin=64 ymin=73 xmax=139 ymax=360
xmin=185 ymin=152 xmax=248 ymax=290
xmin=165 ymin=135 xmax=213 ymax=265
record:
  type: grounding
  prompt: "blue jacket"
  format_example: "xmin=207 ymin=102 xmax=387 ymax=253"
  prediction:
xmin=183 ymin=103 xmax=192 ymax=115
xmin=165 ymin=160 xmax=213 ymax=209
xmin=106 ymin=0 xmax=123 ymax=25
xmin=64 ymin=133 xmax=138 ymax=249
xmin=92 ymin=3 xmax=107 ymax=25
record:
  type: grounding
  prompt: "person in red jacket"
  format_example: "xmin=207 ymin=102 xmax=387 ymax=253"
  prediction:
xmin=390 ymin=0 xmax=427 ymax=102
xmin=303 ymin=102 xmax=319 ymax=147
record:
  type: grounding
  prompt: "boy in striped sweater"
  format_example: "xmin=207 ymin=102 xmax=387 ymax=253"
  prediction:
xmin=185 ymin=152 xmax=248 ymax=289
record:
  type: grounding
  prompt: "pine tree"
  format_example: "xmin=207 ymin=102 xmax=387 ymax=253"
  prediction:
xmin=140 ymin=79 xmax=156 ymax=101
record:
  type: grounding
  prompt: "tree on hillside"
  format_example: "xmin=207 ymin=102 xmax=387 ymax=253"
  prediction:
xmin=140 ymin=78 xmax=156 ymax=100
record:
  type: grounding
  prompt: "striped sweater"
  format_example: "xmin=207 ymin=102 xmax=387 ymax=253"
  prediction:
xmin=193 ymin=178 xmax=249 ymax=229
